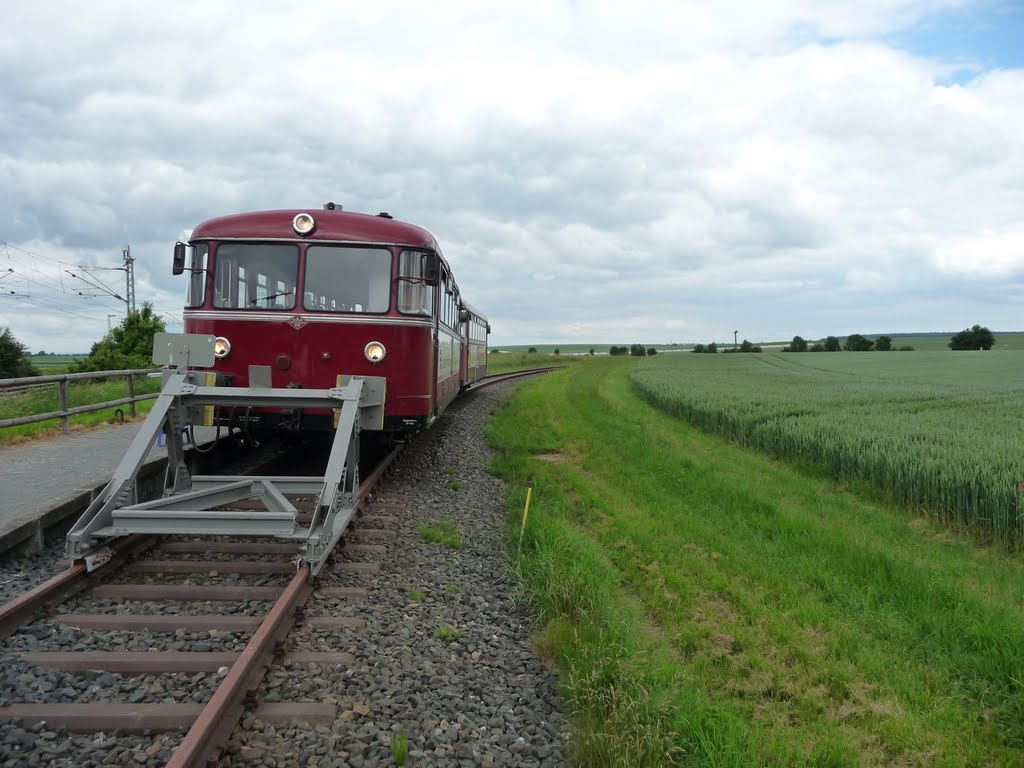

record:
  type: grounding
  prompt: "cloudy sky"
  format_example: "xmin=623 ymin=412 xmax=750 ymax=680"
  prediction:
xmin=1 ymin=1 xmax=1022 ymax=353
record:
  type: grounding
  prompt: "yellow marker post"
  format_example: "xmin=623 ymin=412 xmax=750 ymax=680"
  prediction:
xmin=518 ymin=487 xmax=533 ymax=551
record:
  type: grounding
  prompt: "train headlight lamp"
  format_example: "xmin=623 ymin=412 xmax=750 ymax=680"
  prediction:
xmin=364 ymin=341 xmax=386 ymax=364
xmin=213 ymin=336 xmax=232 ymax=359
xmin=292 ymin=212 xmax=316 ymax=236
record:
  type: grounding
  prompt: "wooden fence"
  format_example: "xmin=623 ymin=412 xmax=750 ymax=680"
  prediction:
xmin=0 ymin=369 xmax=161 ymax=434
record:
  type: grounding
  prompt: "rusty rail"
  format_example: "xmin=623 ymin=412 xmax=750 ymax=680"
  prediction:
xmin=167 ymin=441 xmax=403 ymax=767
xmin=0 ymin=535 xmax=153 ymax=640
xmin=465 ymin=366 xmax=562 ymax=392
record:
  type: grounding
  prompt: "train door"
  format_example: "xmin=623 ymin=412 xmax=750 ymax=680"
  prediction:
xmin=459 ymin=304 xmax=469 ymax=387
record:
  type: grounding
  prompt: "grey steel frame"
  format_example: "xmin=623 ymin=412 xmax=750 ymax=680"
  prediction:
xmin=65 ymin=358 xmax=385 ymax=576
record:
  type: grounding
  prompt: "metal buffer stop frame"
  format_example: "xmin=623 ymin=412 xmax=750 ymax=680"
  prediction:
xmin=65 ymin=333 xmax=385 ymax=576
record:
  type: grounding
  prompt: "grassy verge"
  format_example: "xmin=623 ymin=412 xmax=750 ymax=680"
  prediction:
xmin=0 ymin=375 xmax=161 ymax=444
xmin=487 ymin=351 xmax=589 ymax=374
xmin=487 ymin=356 xmax=1024 ymax=766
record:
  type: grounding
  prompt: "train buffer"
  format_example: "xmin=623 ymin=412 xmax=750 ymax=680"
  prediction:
xmin=65 ymin=333 xmax=385 ymax=576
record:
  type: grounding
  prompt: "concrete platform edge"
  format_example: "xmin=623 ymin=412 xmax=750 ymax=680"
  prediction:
xmin=0 ymin=442 xmax=223 ymax=557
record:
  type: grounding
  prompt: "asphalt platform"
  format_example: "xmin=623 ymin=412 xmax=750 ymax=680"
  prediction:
xmin=0 ymin=423 xmax=224 ymax=555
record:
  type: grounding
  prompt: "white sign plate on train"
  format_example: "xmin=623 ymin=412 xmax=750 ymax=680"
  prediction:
xmin=152 ymin=332 xmax=216 ymax=368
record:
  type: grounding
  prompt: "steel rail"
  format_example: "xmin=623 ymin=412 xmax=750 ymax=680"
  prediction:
xmin=464 ymin=366 xmax=562 ymax=392
xmin=0 ymin=535 xmax=152 ymax=641
xmin=166 ymin=567 xmax=312 ymax=768
xmin=167 ymin=441 xmax=403 ymax=768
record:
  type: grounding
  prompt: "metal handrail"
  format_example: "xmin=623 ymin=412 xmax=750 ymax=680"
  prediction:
xmin=0 ymin=368 xmax=161 ymax=433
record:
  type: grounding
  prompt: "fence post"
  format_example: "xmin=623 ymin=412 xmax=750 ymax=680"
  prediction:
xmin=59 ymin=377 xmax=70 ymax=434
xmin=128 ymin=372 xmax=137 ymax=418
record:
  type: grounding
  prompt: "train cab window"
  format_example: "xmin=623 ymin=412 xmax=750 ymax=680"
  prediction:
xmin=397 ymin=250 xmax=435 ymax=317
xmin=184 ymin=244 xmax=209 ymax=308
xmin=304 ymin=246 xmax=391 ymax=313
xmin=212 ymin=243 xmax=298 ymax=310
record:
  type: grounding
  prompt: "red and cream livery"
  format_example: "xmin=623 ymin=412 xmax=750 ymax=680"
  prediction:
xmin=174 ymin=204 xmax=488 ymax=433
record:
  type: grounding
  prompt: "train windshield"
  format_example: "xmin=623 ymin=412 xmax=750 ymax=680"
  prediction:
xmin=303 ymin=246 xmax=391 ymax=313
xmin=212 ymin=244 xmax=299 ymax=310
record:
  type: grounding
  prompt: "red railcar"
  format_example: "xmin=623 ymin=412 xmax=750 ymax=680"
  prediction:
xmin=175 ymin=204 xmax=488 ymax=433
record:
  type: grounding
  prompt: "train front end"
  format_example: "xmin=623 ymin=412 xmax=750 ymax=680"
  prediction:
xmin=175 ymin=206 xmax=443 ymax=434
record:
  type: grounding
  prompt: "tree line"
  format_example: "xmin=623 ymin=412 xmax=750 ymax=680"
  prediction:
xmin=0 ymin=319 xmax=1003 ymax=380
xmin=781 ymin=325 xmax=995 ymax=352
xmin=0 ymin=302 xmax=166 ymax=379
xmin=609 ymin=345 xmax=658 ymax=357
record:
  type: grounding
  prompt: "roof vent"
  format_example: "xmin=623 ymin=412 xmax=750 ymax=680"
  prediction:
xmin=323 ymin=202 xmax=341 ymax=211
xmin=377 ymin=212 xmax=393 ymax=219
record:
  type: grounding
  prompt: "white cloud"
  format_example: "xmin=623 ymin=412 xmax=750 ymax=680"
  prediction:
xmin=0 ymin=0 xmax=1021 ymax=352
xmin=931 ymin=231 xmax=1024 ymax=277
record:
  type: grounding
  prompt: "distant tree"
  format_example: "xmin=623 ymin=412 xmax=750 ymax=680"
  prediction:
xmin=692 ymin=344 xmax=705 ymax=353
xmin=788 ymin=335 xmax=808 ymax=353
xmin=898 ymin=345 xmax=915 ymax=351
xmin=874 ymin=335 xmax=893 ymax=351
xmin=553 ymin=348 xmax=560 ymax=355
xmin=809 ymin=343 xmax=825 ymax=352
xmin=73 ymin=302 xmax=166 ymax=372
xmin=35 ymin=349 xmax=46 ymax=356
xmin=949 ymin=325 xmax=995 ymax=350
xmin=705 ymin=342 xmax=718 ymax=353
xmin=843 ymin=333 xmax=874 ymax=352
xmin=647 ymin=347 xmax=657 ymax=356
xmin=588 ymin=348 xmax=595 ymax=355
xmin=824 ymin=336 xmax=841 ymax=352
xmin=630 ymin=344 xmax=646 ymax=357
xmin=527 ymin=347 xmax=537 ymax=354
xmin=0 ymin=327 xmax=39 ymax=379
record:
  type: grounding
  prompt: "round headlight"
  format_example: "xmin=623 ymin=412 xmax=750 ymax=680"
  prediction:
xmin=213 ymin=336 xmax=231 ymax=359
xmin=292 ymin=213 xmax=316 ymax=236
xmin=364 ymin=341 xmax=386 ymax=364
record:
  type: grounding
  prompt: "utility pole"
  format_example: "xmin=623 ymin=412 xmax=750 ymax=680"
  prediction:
xmin=107 ymin=314 xmax=116 ymax=331
xmin=123 ymin=245 xmax=136 ymax=314
xmin=734 ymin=330 xmax=738 ymax=350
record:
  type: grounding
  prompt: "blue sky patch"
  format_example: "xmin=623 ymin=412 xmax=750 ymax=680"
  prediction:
xmin=887 ymin=1 xmax=1023 ymax=78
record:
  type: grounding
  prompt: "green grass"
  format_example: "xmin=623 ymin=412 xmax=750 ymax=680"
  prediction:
xmin=408 ymin=588 xmax=427 ymax=603
xmin=487 ymin=357 xmax=1024 ymax=766
xmin=27 ymin=354 xmax=82 ymax=373
xmin=631 ymin=351 xmax=1024 ymax=546
xmin=389 ymin=731 xmax=410 ymax=766
xmin=434 ymin=625 xmax=462 ymax=641
xmin=486 ymin=351 xmax=588 ymax=374
xmin=0 ymin=374 xmax=161 ymax=443
xmin=418 ymin=518 xmax=463 ymax=549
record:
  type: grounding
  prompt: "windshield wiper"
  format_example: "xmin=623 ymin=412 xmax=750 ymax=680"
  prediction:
xmin=250 ymin=291 xmax=292 ymax=306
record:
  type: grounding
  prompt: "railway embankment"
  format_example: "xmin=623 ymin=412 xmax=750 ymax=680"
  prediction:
xmin=0 ymin=382 xmax=570 ymax=767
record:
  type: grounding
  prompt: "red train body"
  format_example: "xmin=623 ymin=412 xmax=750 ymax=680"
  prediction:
xmin=176 ymin=205 xmax=488 ymax=433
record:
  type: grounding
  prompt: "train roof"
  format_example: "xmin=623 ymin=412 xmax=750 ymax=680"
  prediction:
xmin=189 ymin=208 xmax=441 ymax=251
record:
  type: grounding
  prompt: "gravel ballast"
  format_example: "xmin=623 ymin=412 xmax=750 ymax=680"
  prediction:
xmin=0 ymin=382 xmax=570 ymax=767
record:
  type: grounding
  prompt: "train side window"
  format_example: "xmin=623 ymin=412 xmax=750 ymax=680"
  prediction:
xmin=397 ymin=250 xmax=435 ymax=317
xmin=305 ymin=246 xmax=391 ymax=313
xmin=184 ymin=244 xmax=209 ymax=308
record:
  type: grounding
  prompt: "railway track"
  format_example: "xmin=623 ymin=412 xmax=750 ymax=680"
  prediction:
xmin=0 ymin=441 xmax=401 ymax=767
xmin=0 ymin=367 xmax=567 ymax=766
